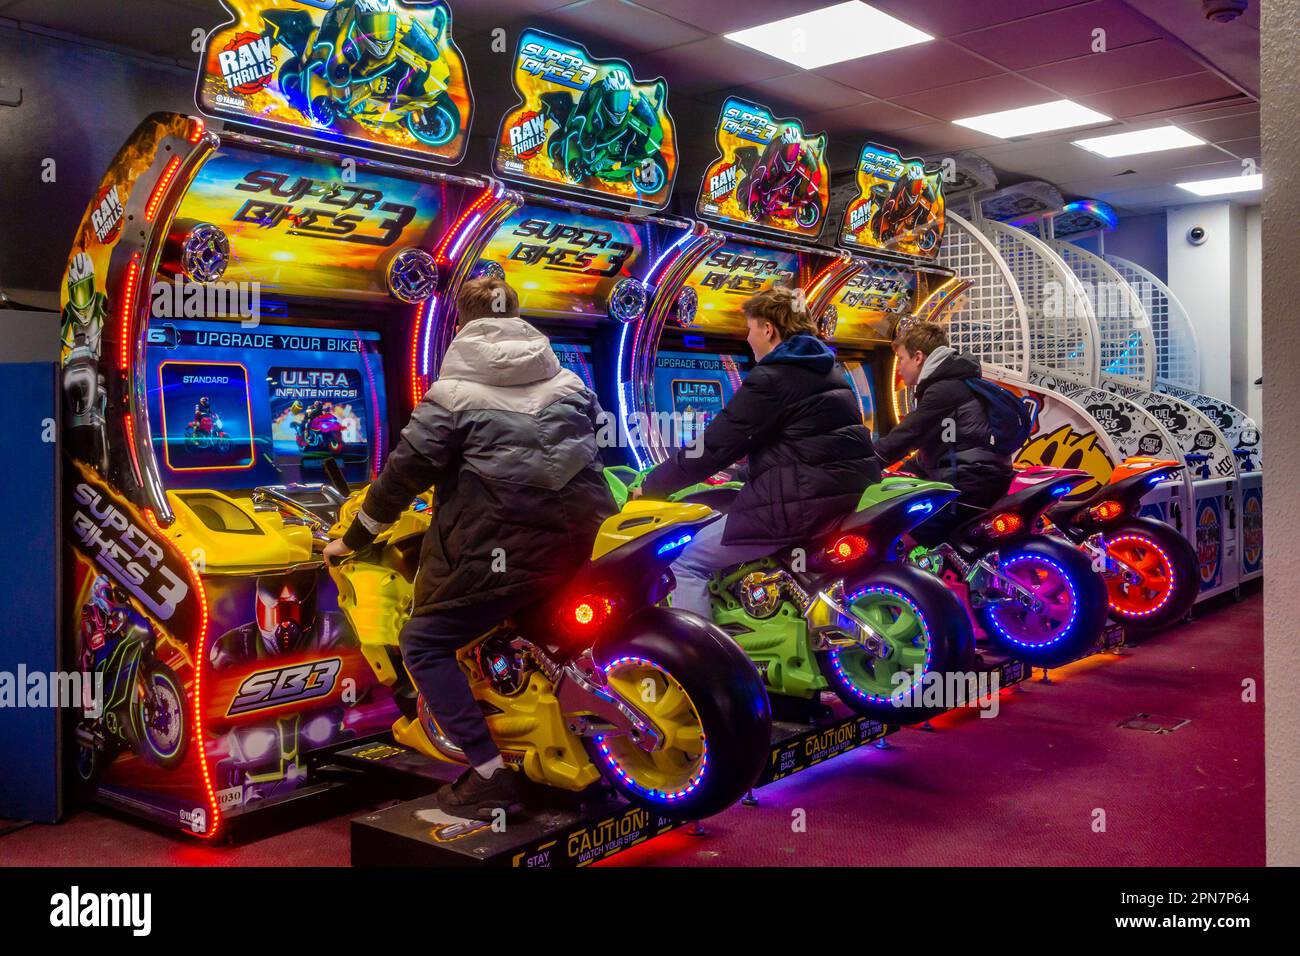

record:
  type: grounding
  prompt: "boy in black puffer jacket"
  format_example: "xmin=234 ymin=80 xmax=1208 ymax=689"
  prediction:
xmin=873 ymin=320 xmax=1014 ymax=546
xmin=639 ymin=286 xmax=880 ymax=618
xmin=324 ymin=277 xmax=616 ymax=819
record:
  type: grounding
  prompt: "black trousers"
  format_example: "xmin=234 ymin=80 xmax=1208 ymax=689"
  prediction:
xmin=398 ymin=593 xmax=539 ymax=766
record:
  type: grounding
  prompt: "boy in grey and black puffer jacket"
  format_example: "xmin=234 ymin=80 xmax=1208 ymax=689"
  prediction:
xmin=325 ymin=277 xmax=616 ymax=818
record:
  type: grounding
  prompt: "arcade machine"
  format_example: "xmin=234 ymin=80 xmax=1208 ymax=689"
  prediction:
xmin=823 ymin=142 xmax=958 ymax=436
xmin=433 ymin=29 xmax=715 ymax=462
xmin=1041 ymin=206 xmax=1249 ymax=601
xmin=58 ymin=0 xmax=512 ymax=839
xmin=626 ymin=96 xmax=860 ymax=468
xmin=1101 ymin=255 xmax=1263 ymax=585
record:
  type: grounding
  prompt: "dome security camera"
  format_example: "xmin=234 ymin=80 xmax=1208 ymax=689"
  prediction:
xmin=1187 ymin=225 xmax=1208 ymax=246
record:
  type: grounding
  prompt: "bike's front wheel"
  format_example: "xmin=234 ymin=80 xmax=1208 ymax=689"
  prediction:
xmin=407 ymin=95 xmax=460 ymax=146
xmin=585 ymin=607 xmax=770 ymax=820
xmin=135 ymin=665 xmax=189 ymax=769
xmin=820 ymin=562 xmax=975 ymax=724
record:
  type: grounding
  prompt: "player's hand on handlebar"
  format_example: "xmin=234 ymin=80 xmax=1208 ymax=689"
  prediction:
xmin=323 ymin=537 xmax=355 ymax=565
xmin=629 ymin=485 xmax=644 ymax=500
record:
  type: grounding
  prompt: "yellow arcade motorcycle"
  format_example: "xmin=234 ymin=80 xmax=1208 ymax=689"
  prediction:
xmin=325 ymin=488 xmax=771 ymax=819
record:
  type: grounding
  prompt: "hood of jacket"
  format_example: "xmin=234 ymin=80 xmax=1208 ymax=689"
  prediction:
xmin=758 ymin=332 xmax=837 ymax=375
xmin=439 ymin=317 xmax=562 ymax=387
xmin=916 ymin=349 xmax=983 ymax=397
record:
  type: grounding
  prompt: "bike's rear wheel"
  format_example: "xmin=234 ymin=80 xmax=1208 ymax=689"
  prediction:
xmin=1103 ymin=518 xmax=1198 ymax=631
xmin=584 ymin=608 xmax=770 ymax=819
xmin=975 ymin=538 xmax=1108 ymax=668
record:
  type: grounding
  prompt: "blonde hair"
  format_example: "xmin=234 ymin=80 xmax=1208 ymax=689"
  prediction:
xmin=742 ymin=286 xmax=819 ymax=340
xmin=893 ymin=320 xmax=948 ymax=356
xmin=455 ymin=276 xmax=519 ymax=322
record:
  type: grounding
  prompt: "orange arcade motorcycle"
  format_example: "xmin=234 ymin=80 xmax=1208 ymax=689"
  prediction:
xmin=1039 ymin=457 xmax=1199 ymax=633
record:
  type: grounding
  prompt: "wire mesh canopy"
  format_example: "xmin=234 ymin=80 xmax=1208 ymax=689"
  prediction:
xmin=1104 ymin=254 xmax=1201 ymax=391
xmin=982 ymin=220 xmax=1098 ymax=385
xmin=923 ymin=211 xmax=1030 ymax=381
xmin=1050 ymin=240 xmax=1154 ymax=388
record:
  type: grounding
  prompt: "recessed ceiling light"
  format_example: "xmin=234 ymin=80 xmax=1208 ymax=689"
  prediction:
xmin=1176 ymin=173 xmax=1263 ymax=197
xmin=953 ymin=100 xmax=1111 ymax=139
xmin=1073 ymin=126 xmax=1206 ymax=158
xmin=725 ymin=1 xmax=932 ymax=70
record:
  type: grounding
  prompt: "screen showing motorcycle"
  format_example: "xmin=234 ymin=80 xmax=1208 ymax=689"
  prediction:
xmin=492 ymin=29 xmax=679 ymax=211
xmin=839 ymin=143 xmax=945 ymax=260
xmin=145 ymin=319 xmax=388 ymax=491
xmin=695 ymin=96 xmax=831 ymax=241
xmin=194 ymin=0 xmax=474 ymax=166
xmin=653 ymin=351 xmax=750 ymax=451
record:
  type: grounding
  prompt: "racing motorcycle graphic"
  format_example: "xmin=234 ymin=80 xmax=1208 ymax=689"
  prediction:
xmin=262 ymin=0 xmax=462 ymax=147
xmin=185 ymin=397 xmax=231 ymax=453
xmin=868 ymin=163 xmax=941 ymax=252
xmin=290 ymin=400 xmax=345 ymax=456
xmin=735 ymin=126 xmax=826 ymax=230
xmin=75 ymin=577 xmax=189 ymax=787
xmin=539 ymin=69 xmax=670 ymax=195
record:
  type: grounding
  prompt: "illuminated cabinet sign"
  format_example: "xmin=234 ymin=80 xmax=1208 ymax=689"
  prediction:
xmin=840 ymin=143 xmax=944 ymax=259
xmin=194 ymin=0 xmax=474 ymax=165
xmin=695 ymin=97 xmax=830 ymax=241
xmin=493 ymin=30 xmax=679 ymax=211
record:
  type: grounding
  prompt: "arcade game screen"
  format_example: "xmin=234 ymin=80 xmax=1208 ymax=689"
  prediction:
xmin=653 ymin=350 xmax=749 ymax=449
xmin=553 ymin=342 xmax=597 ymax=391
xmin=841 ymin=360 xmax=878 ymax=437
xmin=144 ymin=319 xmax=388 ymax=491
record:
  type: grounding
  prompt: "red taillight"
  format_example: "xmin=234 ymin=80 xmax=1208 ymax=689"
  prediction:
xmin=983 ymin=513 xmax=1023 ymax=538
xmin=1089 ymin=500 xmax=1125 ymax=523
xmin=570 ymin=595 xmax=613 ymax=629
xmin=827 ymin=534 xmax=869 ymax=564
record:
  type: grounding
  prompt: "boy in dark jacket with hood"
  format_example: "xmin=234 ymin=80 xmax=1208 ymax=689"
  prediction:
xmin=874 ymin=320 xmax=1014 ymax=545
xmin=639 ymin=286 xmax=880 ymax=618
xmin=324 ymin=277 xmax=616 ymax=818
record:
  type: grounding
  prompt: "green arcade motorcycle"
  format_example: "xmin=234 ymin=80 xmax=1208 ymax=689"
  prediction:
xmin=606 ymin=468 xmax=977 ymax=724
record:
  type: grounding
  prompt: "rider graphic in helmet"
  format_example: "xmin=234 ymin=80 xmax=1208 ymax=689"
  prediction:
xmin=210 ymin=570 xmax=357 ymax=669
xmin=261 ymin=0 xmax=460 ymax=145
xmin=734 ymin=125 xmax=825 ymax=229
xmin=540 ymin=67 xmax=670 ymax=194
xmin=61 ymin=251 xmax=110 ymax=465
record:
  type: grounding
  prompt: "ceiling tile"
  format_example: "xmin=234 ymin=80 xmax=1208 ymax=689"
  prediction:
xmin=889 ymin=122 xmax=1004 ymax=154
xmin=890 ymin=72 xmax=1059 ymax=122
xmin=635 ymin=36 xmax=794 ymax=95
xmin=803 ymin=99 xmax=933 ymax=136
xmin=951 ymin=0 xmax=1162 ymax=71
xmin=868 ymin=0 xmax=1084 ymax=38
xmin=1215 ymin=137 xmax=1261 ymax=163
xmin=444 ymin=0 xmax=575 ymax=33
xmin=815 ymin=40 xmax=999 ymax=99
xmin=633 ymin=0 xmax=833 ymax=34
xmin=1180 ymin=109 xmax=1260 ymax=144
xmin=1021 ymin=40 xmax=1206 ymax=97
xmin=542 ymin=0 xmax=709 ymax=53
xmin=740 ymin=72 xmax=871 ymax=115
xmin=1078 ymin=72 xmax=1249 ymax=119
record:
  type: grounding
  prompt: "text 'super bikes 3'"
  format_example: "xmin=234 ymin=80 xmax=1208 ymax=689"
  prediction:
xmin=326 ymin=483 xmax=771 ymax=819
xmin=907 ymin=471 xmax=1110 ymax=668
xmin=609 ymin=469 xmax=977 ymax=724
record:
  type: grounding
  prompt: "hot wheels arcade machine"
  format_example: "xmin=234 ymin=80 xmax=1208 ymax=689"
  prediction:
xmin=60 ymin=0 xmax=511 ymax=839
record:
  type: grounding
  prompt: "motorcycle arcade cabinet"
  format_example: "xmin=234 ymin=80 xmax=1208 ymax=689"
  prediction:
xmin=914 ymin=206 xmax=1136 ymax=661
xmin=59 ymin=0 xmax=511 ymax=840
xmin=348 ymin=30 xmax=724 ymax=868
